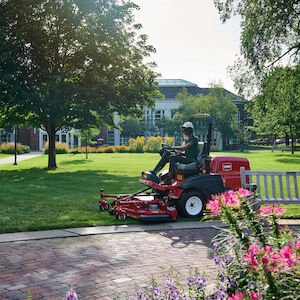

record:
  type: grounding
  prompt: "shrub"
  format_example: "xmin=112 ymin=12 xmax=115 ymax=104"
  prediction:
xmin=163 ymin=136 xmax=175 ymax=147
xmin=0 ymin=142 xmax=30 ymax=154
xmin=128 ymin=136 xmax=175 ymax=153
xmin=128 ymin=136 xmax=145 ymax=153
xmin=96 ymin=146 xmax=115 ymax=153
xmin=44 ymin=142 xmax=69 ymax=154
xmin=144 ymin=136 xmax=163 ymax=153
xmin=114 ymin=145 xmax=130 ymax=153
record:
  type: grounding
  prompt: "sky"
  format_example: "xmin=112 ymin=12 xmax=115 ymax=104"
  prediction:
xmin=133 ymin=0 xmax=242 ymax=93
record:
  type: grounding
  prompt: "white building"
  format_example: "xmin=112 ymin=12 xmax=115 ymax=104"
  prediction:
xmin=108 ymin=79 xmax=246 ymax=150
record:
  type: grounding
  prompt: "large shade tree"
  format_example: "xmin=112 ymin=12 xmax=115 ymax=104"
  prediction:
xmin=0 ymin=0 xmax=157 ymax=169
xmin=248 ymin=65 xmax=300 ymax=154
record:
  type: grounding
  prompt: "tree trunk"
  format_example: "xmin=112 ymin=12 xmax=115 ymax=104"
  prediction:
xmin=47 ymin=123 xmax=57 ymax=169
xmin=289 ymin=125 xmax=294 ymax=155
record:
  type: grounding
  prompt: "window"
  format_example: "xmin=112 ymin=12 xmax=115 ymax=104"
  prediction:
xmin=155 ymin=110 xmax=165 ymax=121
xmin=73 ymin=135 xmax=79 ymax=147
xmin=107 ymin=130 xmax=114 ymax=145
xmin=62 ymin=134 xmax=67 ymax=143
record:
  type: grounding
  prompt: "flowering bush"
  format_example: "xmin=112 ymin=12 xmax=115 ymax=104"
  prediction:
xmin=208 ymin=189 xmax=300 ymax=299
xmin=129 ymin=189 xmax=300 ymax=299
xmin=128 ymin=136 xmax=175 ymax=153
xmin=0 ymin=142 xmax=30 ymax=154
xmin=44 ymin=142 xmax=69 ymax=154
xmin=129 ymin=136 xmax=145 ymax=153
xmin=144 ymin=136 xmax=163 ymax=153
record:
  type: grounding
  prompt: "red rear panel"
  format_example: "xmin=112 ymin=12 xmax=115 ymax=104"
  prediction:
xmin=210 ymin=156 xmax=250 ymax=190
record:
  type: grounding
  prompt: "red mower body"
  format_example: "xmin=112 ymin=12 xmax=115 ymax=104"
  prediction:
xmin=210 ymin=156 xmax=250 ymax=190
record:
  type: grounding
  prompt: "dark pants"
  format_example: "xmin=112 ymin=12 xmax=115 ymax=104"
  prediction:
xmin=169 ymin=155 xmax=194 ymax=178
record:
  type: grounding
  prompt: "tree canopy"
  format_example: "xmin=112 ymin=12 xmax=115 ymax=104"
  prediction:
xmin=161 ymin=87 xmax=238 ymax=148
xmin=0 ymin=0 xmax=157 ymax=168
xmin=214 ymin=0 xmax=300 ymax=98
xmin=247 ymin=65 xmax=300 ymax=153
xmin=214 ymin=0 xmax=300 ymax=70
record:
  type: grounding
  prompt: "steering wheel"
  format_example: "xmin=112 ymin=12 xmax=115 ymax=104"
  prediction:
xmin=162 ymin=144 xmax=172 ymax=151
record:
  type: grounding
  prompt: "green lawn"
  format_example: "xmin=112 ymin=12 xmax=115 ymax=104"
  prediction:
xmin=0 ymin=151 xmax=299 ymax=233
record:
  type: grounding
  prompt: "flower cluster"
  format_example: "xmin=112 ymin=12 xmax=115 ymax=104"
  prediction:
xmin=259 ymin=205 xmax=285 ymax=216
xmin=245 ymin=242 xmax=300 ymax=272
xmin=208 ymin=188 xmax=251 ymax=215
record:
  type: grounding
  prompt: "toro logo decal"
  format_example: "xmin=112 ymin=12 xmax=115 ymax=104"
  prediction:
xmin=222 ymin=162 xmax=232 ymax=171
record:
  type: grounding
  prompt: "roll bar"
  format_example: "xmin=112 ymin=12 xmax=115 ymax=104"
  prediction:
xmin=189 ymin=113 xmax=213 ymax=173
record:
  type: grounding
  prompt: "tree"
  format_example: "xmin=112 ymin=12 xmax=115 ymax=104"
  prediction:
xmin=214 ymin=0 xmax=300 ymax=71
xmin=214 ymin=0 xmax=300 ymax=98
xmin=120 ymin=118 xmax=142 ymax=138
xmin=247 ymin=65 xmax=300 ymax=154
xmin=0 ymin=0 xmax=157 ymax=169
xmin=173 ymin=87 xmax=238 ymax=148
xmin=77 ymin=127 xmax=100 ymax=159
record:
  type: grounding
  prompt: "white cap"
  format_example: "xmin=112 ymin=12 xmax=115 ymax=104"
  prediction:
xmin=181 ymin=121 xmax=194 ymax=129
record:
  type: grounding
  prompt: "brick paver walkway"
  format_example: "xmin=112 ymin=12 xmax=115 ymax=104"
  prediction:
xmin=0 ymin=228 xmax=218 ymax=300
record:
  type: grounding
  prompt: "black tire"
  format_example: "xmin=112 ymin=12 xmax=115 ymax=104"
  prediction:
xmin=117 ymin=211 xmax=127 ymax=221
xmin=100 ymin=202 xmax=109 ymax=211
xmin=177 ymin=190 xmax=205 ymax=218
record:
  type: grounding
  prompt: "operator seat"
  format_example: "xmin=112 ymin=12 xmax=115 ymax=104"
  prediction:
xmin=175 ymin=142 xmax=207 ymax=177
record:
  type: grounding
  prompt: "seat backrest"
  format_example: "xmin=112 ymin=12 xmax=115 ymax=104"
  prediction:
xmin=175 ymin=142 xmax=206 ymax=172
xmin=196 ymin=142 xmax=206 ymax=164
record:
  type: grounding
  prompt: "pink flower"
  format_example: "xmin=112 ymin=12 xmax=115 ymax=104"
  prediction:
xmin=262 ymin=257 xmax=269 ymax=264
xmin=276 ymin=207 xmax=285 ymax=215
xmin=222 ymin=190 xmax=239 ymax=206
xmin=259 ymin=205 xmax=285 ymax=216
xmin=294 ymin=240 xmax=300 ymax=248
xmin=238 ymin=188 xmax=251 ymax=198
xmin=228 ymin=292 xmax=244 ymax=300
xmin=259 ymin=205 xmax=274 ymax=215
xmin=281 ymin=245 xmax=297 ymax=267
xmin=251 ymin=291 xmax=260 ymax=300
xmin=249 ymin=244 xmax=259 ymax=255
xmin=270 ymin=253 xmax=281 ymax=261
xmin=245 ymin=251 xmax=259 ymax=269
xmin=209 ymin=199 xmax=221 ymax=215
xmin=264 ymin=245 xmax=273 ymax=254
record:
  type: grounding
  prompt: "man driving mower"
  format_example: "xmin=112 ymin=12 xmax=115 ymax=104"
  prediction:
xmin=152 ymin=121 xmax=199 ymax=182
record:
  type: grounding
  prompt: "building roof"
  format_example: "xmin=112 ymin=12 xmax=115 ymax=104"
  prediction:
xmin=156 ymin=79 xmax=198 ymax=87
xmin=156 ymin=78 xmax=246 ymax=103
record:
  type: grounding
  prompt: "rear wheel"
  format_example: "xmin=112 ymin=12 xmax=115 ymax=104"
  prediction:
xmin=177 ymin=191 xmax=205 ymax=218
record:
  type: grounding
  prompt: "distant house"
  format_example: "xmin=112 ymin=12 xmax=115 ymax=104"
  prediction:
xmin=100 ymin=79 xmax=247 ymax=150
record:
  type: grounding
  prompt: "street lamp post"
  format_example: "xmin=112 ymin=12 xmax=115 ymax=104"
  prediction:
xmin=13 ymin=126 xmax=17 ymax=165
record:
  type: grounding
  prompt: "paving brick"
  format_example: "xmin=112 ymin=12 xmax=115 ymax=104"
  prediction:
xmin=0 ymin=228 xmax=221 ymax=299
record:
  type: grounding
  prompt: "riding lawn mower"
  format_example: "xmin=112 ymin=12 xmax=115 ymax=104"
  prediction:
xmin=99 ymin=114 xmax=250 ymax=222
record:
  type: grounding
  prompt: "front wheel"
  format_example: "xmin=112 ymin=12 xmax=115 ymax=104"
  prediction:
xmin=177 ymin=191 xmax=205 ymax=218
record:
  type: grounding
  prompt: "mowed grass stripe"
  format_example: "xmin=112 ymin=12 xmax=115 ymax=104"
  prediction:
xmin=0 ymin=151 xmax=299 ymax=233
